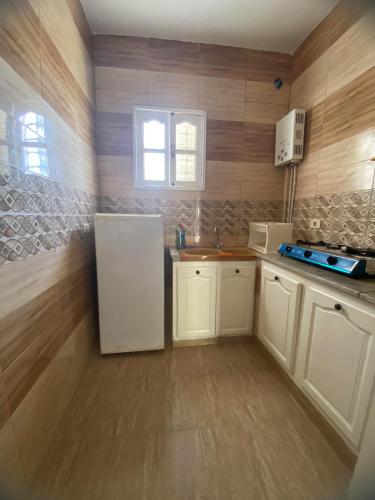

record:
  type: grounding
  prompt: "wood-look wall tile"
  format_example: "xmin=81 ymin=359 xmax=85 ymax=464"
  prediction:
xmin=58 ymin=265 xmax=94 ymax=335
xmin=0 ymin=0 xmax=42 ymax=95
xmin=97 ymin=154 xmax=133 ymax=197
xmin=246 ymin=81 xmax=290 ymax=105
xmin=0 ymin=377 xmax=10 ymax=431
xmin=243 ymin=122 xmax=275 ymax=163
xmin=10 ymin=309 xmax=97 ymax=481
xmin=148 ymin=38 xmax=199 ymax=75
xmin=1 ymin=265 xmax=94 ymax=415
xmin=95 ymin=66 xmax=148 ymax=93
xmin=245 ymin=102 xmax=288 ymax=124
xmin=65 ymin=0 xmax=92 ymax=56
xmin=95 ymin=111 xmax=133 ymax=156
xmin=317 ymin=160 xmax=375 ymax=195
xmin=148 ymin=93 xmax=198 ymax=109
xmin=199 ymin=43 xmax=248 ymax=80
xmin=54 ymin=238 xmax=95 ymax=282
xmin=2 ymin=319 xmax=65 ymax=414
xmin=292 ymin=0 xmax=370 ymax=81
xmin=321 ymin=66 xmax=375 ymax=149
xmin=199 ymin=96 xmax=245 ymax=122
xmin=198 ymin=76 xmax=245 ymax=121
xmin=319 ymin=129 xmax=375 ymax=174
xmin=199 ymin=179 xmax=241 ymax=200
xmin=206 ymin=161 xmax=273 ymax=182
xmin=93 ymin=35 xmax=149 ymax=70
xmin=0 ymin=284 xmax=61 ymax=372
xmin=290 ymin=52 xmax=328 ymax=110
xmin=326 ymin=9 xmax=375 ymax=98
xmin=304 ymin=102 xmax=325 ymax=156
xmin=148 ymin=71 xmax=198 ymax=97
xmin=40 ymin=23 xmax=85 ymax=140
xmin=247 ymin=49 xmax=292 ymax=84
xmin=38 ymin=0 xmax=93 ymax=103
xmin=206 ymin=119 xmax=245 ymax=162
xmin=295 ymin=151 xmax=319 ymax=200
xmin=325 ymin=0 xmax=372 ymax=51
xmin=97 ymin=154 xmax=133 ymax=178
xmin=240 ymin=163 xmax=284 ymax=200
xmin=96 ymin=89 xmax=148 ymax=113
xmin=198 ymin=76 xmax=246 ymax=101
xmin=0 ymin=251 xmax=58 ymax=321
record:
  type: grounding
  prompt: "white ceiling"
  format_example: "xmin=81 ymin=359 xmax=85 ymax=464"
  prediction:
xmin=81 ymin=0 xmax=339 ymax=54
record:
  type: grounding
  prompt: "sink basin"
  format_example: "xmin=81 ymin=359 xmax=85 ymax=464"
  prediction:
xmin=179 ymin=247 xmax=256 ymax=261
xmin=182 ymin=248 xmax=221 ymax=256
xmin=221 ymin=248 xmax=252 ymax=256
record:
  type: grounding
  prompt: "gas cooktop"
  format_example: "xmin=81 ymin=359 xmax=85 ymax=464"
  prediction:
xmin=278 ymin=241 xmax=375 ymax=278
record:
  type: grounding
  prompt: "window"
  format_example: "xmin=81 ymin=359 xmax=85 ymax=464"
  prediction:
xmin=20 ymin=112 xmax=49 ymax=176
xmin=133 ymin=106 xmax=206 ymax=190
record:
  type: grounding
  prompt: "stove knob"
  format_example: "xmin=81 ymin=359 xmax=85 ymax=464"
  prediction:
xmin=286 ymin=246 xmax=293 ymax=253
xmin=327 ymin=255 xmax=338 ymax=265
xmin=304 ymin=250 xmax=312 ymax=258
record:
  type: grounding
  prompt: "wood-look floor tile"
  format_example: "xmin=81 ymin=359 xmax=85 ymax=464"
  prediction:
xmin=27 ymin=343 xmax=351 ymax=500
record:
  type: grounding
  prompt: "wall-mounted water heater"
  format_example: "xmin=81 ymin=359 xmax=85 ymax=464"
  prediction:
xmin=275 ymin=109 xmax=306 ymax=166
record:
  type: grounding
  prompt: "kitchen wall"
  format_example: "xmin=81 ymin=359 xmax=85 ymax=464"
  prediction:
xmin=291 ymin=0 xmax=375 ymax=247
xmin=94 ymin=36 xmax=291 ymax=245
xmin=0 ymin=0 xmax=98 ymax=495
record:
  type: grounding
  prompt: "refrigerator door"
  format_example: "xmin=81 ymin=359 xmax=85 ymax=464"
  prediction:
xmin=94 ymin=213 xmax=164 ymax=353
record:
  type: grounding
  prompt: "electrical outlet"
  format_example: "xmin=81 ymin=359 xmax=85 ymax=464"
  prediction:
xmin=310 ymin=218 xmax=321 ymax=229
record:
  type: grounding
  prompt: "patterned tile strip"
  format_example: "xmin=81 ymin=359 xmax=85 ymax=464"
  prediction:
xmin=293 ymin=189 xmax=375 ymax=248
xmin=0 ymin=162 xmax=98 ymax=265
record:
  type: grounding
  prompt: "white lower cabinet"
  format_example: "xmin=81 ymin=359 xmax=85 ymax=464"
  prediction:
xmin=217 ymin=264 xmax=256 ymax=336
xmin=295 ymin=285 xmax=375 ymax=448
xmin=173 ymin=261 xmax=256 ymax=341
xmin=258 ymin=263 xmax=302 ymax=373
xmin=176 ymin=265 xmax=217 ymax=340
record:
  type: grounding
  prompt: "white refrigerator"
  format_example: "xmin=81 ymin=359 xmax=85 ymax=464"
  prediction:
xmin=94 ymin=213 xmax=164 ymax=353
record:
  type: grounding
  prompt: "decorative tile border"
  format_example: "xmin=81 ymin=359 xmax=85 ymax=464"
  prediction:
xmin=293 ymin=189 xmax=375 ymax=248
xmin=99 ymin=196 xmax=283 ymax=238
xmin=0 ymin=162 xmax=98 ymax=265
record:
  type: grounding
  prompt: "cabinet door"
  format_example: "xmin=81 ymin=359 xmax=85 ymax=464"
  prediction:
xmin=295 ymin=286 xmax=375 ymax=447
xmin=176 ymin=266 xmax=217 ymax=340
xmin=218 ymin=263 xmax=255 ymax=336
xmin=258 ymin=265 xmax=302 ymax=372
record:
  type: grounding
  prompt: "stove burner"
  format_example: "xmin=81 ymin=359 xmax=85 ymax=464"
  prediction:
xmin=343 ymin=247 xmax=375 ymax=258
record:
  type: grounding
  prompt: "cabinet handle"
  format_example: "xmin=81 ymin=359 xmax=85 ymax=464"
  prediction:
xmin=195 ymin=270 xmax=200 ymax=275
xmin=235 ymin=269 xmax=240 ymax=274
xmin=274 ymin=276 xmax=279 ymax=281
xmin=334 ymin=303 xmax=342 ymax=311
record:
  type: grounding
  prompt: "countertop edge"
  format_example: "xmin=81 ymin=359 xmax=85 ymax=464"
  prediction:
xmin=169 ymin=247 xmax=375 ymax=303
xmin=256 ymin=252 xmax=375 ymax=300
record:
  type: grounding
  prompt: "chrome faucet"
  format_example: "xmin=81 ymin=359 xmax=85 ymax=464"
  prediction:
xmin=214 ymin=226 xmax=223 ymax=249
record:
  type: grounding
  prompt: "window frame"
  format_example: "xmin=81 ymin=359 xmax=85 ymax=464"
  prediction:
xmin=133 ymin=105 xmax=206 ymax=191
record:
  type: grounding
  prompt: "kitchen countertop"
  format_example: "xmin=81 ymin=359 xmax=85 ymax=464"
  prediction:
xmin=257 ymin=252 xmax=375 ymax=305
xmin=170 ymin=247 xmax=375 ymax=305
